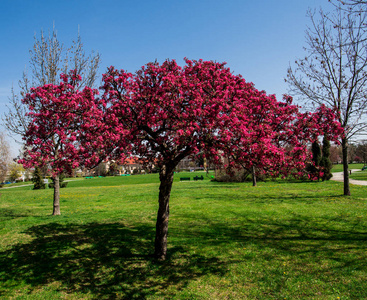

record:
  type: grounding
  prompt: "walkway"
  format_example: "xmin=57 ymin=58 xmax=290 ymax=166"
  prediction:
xmin=1 ymin=179 xmax=81 ymax=189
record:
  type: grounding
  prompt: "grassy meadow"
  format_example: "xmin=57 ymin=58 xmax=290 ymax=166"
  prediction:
xmin=0 ymin=171 xmax=367 ymax=299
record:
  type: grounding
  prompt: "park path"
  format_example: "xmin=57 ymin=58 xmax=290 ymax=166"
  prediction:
xmin=1 ymin=184 xmax=33 ymax=189
xmin=1 ymin=179 xmax=82 ymax=189
xmin=331 ymin=169 xmax=367 ymax=186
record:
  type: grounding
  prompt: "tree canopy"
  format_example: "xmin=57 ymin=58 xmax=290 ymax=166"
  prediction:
xmin=20 ymin=58 xmax=342 ymax=259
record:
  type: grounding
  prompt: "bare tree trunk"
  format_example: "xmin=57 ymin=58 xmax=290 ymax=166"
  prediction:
xmin=154 ymin=164 xmax=175 ymax=260
xmin=53 ymin=174 xmax=61 ymax=215
xmin=252 ymin=166 xmax=257 ymax=187
xmin=342 ymin=137 xmax=351 ymax=196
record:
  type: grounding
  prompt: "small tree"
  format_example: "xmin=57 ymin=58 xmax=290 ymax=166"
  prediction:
xmin=320 ymin=137 xmax=333 ymax=181
xmin=225 ymin=99 xmax=342 ymax=184
xmin=307 ymin=141 xmax=322 ymax=180
xmin=0 ymin=132 xmax=10 ymax=184
xmin=3 ymin=27 xmax=100 ymax=139
xmin=20 ymin=71 xmax=107 ymax=215
xmin=32 ymin=166 xmax=45 ymax=190
xmin=9 ymin=163 xmax=24 ymax=182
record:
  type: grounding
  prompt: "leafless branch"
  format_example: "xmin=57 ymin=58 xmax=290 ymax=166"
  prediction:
xmin=2 ymin=26 xmax=101 ymax=140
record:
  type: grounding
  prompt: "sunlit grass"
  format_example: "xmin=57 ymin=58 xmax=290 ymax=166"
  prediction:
xmin=0 ymin=173 xmax=367 ymax=299
xmin=332 ymin=163 xmax=364 ymax=173
xmin=350 ymin=170 xmax=367 ymax=181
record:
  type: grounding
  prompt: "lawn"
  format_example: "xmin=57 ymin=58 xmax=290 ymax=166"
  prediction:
xmin=331 ymin=163 xmax=367 ymax=180
xmin=0 ymin=172 xmax=367 ymax=299
xmin=350 ymin=170 xmax=367 ymax=181
xmin=331 ymin=163 xmax=364 ymax=173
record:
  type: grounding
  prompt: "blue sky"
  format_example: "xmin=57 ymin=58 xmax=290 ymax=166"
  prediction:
xmin=0 ymin=0 xmax=332 ymax=155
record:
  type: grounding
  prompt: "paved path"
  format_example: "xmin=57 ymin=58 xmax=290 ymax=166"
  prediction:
xmin=331 ymin=169 xmax=367 ymax=186
xmin=1 ymin=179 xmax=82 ymax=189
xmin=1 ymin=184 xmax=33 ymax=189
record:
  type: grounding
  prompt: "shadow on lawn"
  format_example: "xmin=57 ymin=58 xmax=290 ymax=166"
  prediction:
xmin=0 ymin=222 xmax=226 ymax=299
xmin=0 ymin=208 xmax=31 ymax=221
xmin=176 ymin=211 xmax=367 ymax=272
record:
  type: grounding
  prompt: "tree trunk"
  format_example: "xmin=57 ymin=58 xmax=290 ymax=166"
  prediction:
xmin=342 ymin=137 xmax=351 ymax=196
xmin=154 ymin=164 xmax=175 ymax=260
xmin=252 ymin=166 xmax=257 ymax=187
xmin=53 ymin=174 xmax=61 ymax=215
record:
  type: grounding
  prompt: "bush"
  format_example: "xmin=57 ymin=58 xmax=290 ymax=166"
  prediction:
xmin=215 ymin=167 xmax=269 ymax=183
xmin=151 ymin=167 xmax=160 ymax=173
xmin=32 ymin=166 xmax=45 ymax=190
xmin=215 ymin=168 xmax=248 ymax=182
xmin=48 ymin=182 xmax=68 ymax=189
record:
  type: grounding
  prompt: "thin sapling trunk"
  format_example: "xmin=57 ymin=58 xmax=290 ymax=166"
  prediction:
xmin=52 ymin=174 xmax=61 ymax=215
xmin=252 ymin=165 xmax=257 ymax=187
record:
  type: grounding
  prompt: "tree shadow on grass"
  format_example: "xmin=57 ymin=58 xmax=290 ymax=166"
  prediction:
xmin=175 ymin=211 xmax=367 ymax=270
xmin=170 ymin=211 xmax=367 ymax=297
xmin=0 ymin=208 xmax=32 ymax=221
xmin=0 ymin=222 xmax=226 ymax=299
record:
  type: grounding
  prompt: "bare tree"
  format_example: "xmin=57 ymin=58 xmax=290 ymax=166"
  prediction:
xmin=0 ymin=132 xmax=11 ymax=184
xmin=330 ymin=0 xmax=367 ymax=7
xmin=286 ymin=6 xmax=367 ymax=195
xmin=329 ymin=1 xmax=367 ymax=16
xmin=355 ymin=140 xmax=367 ymax=163
xmin=3 ymin=26 xmax=100 ymax=138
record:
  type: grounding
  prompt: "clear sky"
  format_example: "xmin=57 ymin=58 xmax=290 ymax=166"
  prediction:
xmin=0 ymin=0 xmax=333 ymax=156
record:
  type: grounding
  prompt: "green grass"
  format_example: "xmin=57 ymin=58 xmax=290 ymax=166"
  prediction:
xmin=331 ymin=163 xmax=367 ymax=180
xmin=0 ymin=172 xmax=367 ymax=299
xmin=350 ymin=170 xmax=367 ymax=181
xmin=332 ymin=163 xmax=364 ymax=173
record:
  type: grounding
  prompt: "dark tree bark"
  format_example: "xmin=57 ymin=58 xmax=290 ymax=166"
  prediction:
xmin=154 ymin=164 xmax=175 ymax=260
xmin=342 ymin=137 xmax=351 ymax=196
xmin=52 ymin=174 xmax=61 ymax=215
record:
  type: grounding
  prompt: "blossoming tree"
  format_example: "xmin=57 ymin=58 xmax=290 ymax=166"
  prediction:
xmin=20 ymin=59 xmax=343 ymax=259
xmin=225 ymin=96 xmax=343 ymax=185
xmin=20 ymin=71 xmax=106 ymax=215
xmin=101 ymin=59 xmax=259 ymax=259
xmin=100 ymin=58 xmax=343 ymax=260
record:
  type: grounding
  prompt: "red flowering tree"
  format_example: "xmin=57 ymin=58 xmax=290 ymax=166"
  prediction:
xmin=219 ymin=94 xmax=302 ymax=185
xmin=208 ymin=90 xmax=343 ymax=185
xmin=291 ymin=104 xmax=344 ymax=180
xmin=20 ymin=71 xmax=106 ymax=215
xmin=101 ymin=59 xmax=264 ymax=259
xmin=100 ymin=58 xmax=343 ymax=259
